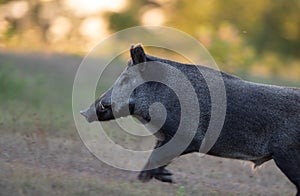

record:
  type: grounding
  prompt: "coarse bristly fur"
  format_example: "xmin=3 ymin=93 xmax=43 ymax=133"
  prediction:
xmin=81 ymin=44 xmax=300 ymax=196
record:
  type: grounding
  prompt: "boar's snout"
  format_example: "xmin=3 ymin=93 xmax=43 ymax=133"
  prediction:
xmin=80 ymin=107 xmax=98 ymax=123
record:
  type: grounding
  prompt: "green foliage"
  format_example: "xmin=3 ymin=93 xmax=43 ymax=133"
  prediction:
xmin=0 ymin=0 xmax=12 ymax=4
xmin=4 ymin=21 xmax=16 ymax=41
xmin=1 ymin=0 xmax=299 ymax=67
xmin=107 ymin=12 xmax=139 ymax=32
xmin=169 ymin=0 xmax=300 ymax=58
xmin=106 ymin=0 xmax=156 ymax=31
xmin=102 ymin=0 xmax=300 ymax=81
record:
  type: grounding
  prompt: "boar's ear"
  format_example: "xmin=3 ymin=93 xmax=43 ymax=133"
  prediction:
xmin=130 ymin=44 xmax=147 ymax=65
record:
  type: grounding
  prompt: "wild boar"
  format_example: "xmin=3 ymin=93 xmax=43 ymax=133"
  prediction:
xmin=81 ymin=44 xmax=300 ymax=195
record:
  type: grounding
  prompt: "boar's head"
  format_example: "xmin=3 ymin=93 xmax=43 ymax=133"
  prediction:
xmin=80 ymin=44 xmax=152 ymax=123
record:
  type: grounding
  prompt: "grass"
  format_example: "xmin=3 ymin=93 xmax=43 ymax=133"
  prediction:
xmin=0 ymin=55 xmax=75 ymax=137
xmin=2 ymin=164 xmax=146 ymax=196
xmin=0 ymin=63 xmax=25 ymax=101
xmin=177 ymin=186 xmax=185 ymax=196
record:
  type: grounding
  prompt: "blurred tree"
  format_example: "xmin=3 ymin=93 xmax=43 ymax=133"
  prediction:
xmin=107 ymin=11 xmax=139 ymax=32
xmin=0 ymin=0 xmax=12 ymax=4
xmin=106 ymin=0 xmax=300 ymax=79
xmin=103 ymin=0 xmax=300 ymax=59
xmin=167 ymin=0 xmax=300 ymax=58
xmin=105 ymin=0 xmax=160 ymax=31
xmin=0 ymin=0 xmax=299 ymax=76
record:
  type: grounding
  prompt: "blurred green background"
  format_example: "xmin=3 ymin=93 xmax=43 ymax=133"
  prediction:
xmin=0 ymin=0 xmax=299 ymax=195
xmin=1 ymin=0 xmax=300 ymax=81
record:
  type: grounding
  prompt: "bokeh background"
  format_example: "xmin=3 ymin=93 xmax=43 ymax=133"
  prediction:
xmin=1 ymin=0 xmax=300 ymax=80
xmin=0 ymin=0 xmax=299 ymax=195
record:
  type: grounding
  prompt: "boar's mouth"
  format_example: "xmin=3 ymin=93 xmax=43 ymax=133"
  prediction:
xmin=81 ymin=98 xmax=135 ymax=123
xmin=80 ymin=102 xmax=115 ymax=122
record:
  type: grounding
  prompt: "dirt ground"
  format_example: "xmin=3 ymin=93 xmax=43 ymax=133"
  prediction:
xmin=0 ymin=132 xmax=295 ymax=196
xmin=0 ymin=51 xmax=296 ymax=195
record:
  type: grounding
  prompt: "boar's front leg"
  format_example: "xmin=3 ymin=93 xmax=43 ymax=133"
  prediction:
xmin=138 ymin=165 xmax=173 ymax=183
xmin=138 ymin=140 xmax=174 ymax=183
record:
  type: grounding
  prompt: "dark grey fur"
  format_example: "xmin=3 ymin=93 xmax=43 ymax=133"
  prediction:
xmin=81 ymin=45 xmax=300 ymax=195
